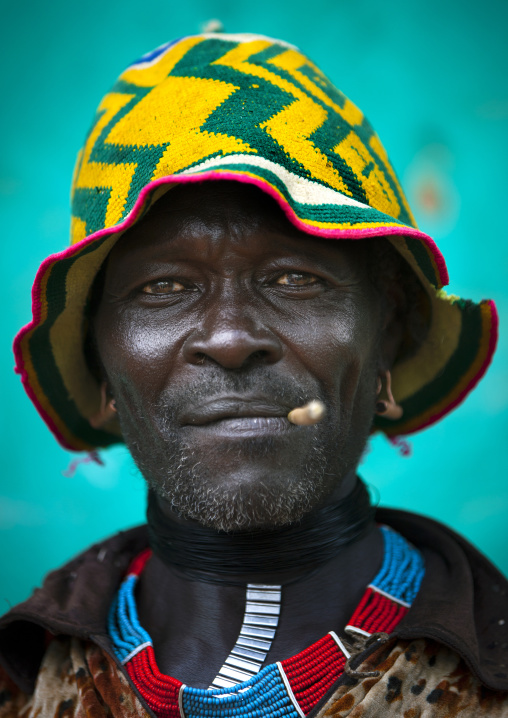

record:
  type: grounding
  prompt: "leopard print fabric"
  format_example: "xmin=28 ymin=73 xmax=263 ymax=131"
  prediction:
xmin=0 ymin=637 xmax=150 ymax=717
xmin=0 ymin=638 xmax=507 ymax=717
xmin=316 ymin=638 xmax=508 ymax=717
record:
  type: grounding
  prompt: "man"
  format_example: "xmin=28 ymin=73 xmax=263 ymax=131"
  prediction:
xmin=1 ymin=32 xmax=507 ymax=717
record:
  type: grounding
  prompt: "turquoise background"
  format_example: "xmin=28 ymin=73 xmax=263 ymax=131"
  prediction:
xmin=1 ymin=0 xmax=507 ymax=614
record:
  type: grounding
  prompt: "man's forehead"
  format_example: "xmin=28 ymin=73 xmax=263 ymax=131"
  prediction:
xmin=139 ymin=181 xmax=304 ymax=231
xmin=107 ymin=181 xmax=366 ymax=266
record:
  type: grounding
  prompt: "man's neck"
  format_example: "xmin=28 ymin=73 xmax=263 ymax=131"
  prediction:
xmin=136 ymin=475 xmax=384 ymax=687
xmin=145 ymin=475 xmax=372 ymax=586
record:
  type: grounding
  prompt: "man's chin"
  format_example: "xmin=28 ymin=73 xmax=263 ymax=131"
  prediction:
xmin=125 ymin=414 xmax=350 ymax=532
xmin=148 ymin=470 xmax=333 ymax=532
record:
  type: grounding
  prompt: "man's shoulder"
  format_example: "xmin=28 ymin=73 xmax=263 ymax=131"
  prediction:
xmin=377 ymin=507 xmax=508 ymax=692
xmin=1 ymin=524 xmax=149 ymax=634
xmin=0 ymin=525 xmax=149 ymax=694
xmin=377 ymin=506 xmax=508 ymax=602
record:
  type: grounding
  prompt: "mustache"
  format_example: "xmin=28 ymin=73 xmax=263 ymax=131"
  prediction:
xmin=154 ymin=370 xmax=320 ymax=425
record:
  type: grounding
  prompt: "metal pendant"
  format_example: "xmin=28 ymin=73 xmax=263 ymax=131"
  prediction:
xmin=209 ymin=584 xmax=282 ymax=689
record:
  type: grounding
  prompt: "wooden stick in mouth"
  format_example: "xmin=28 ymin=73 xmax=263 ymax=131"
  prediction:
xmin=287 ymin=400 xmax=326 ymax=426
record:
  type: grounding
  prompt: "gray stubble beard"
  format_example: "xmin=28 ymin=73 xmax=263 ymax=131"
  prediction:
xmin=125 ymin=426 xmax=344 ymax=532
xmin=117 ymin=372 xmax=373 ymax=532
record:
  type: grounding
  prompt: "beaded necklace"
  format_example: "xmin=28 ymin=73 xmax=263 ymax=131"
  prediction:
xmin=109 ymin=526 xmax=424 ymax=718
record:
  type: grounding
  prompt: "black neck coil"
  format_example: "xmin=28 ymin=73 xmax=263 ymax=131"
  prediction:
xmin=146 ymin=479 xmax=374 ymax=585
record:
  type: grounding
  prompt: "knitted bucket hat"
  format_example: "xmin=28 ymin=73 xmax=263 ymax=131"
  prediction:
xmin=14 ymin=33 xmax=498 ymax=452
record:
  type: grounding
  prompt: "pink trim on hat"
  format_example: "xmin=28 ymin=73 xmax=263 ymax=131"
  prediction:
xmin=13 ymin=171 xmax=452 ymax=450
xmin=200 ymin=172 xmax=449 ymax=287
xmin=13 ymin=332 xmax=84 ymax=451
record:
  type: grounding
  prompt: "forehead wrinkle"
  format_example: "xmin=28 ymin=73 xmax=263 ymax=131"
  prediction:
xmin=142 ymin=181 xmax=308 ymax=244
xmin=107 ymin=213 xmax=293 ymax=271
xmin=108 ymin=181 xmax=371 ymax=278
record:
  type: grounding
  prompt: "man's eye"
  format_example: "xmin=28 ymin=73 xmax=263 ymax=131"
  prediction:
xmin=142 ymin=280 xmax=187 ymax=295
xmin=275 ymin=272 xmax=319 ymax=287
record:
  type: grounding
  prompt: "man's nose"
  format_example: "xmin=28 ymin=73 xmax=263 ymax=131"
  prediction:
xmin=182 ymin=310 xmax=284 ymax=370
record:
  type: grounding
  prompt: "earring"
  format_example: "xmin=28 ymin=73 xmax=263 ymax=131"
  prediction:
xmin=89 ymin=382 xmax=117 ymax=429
xmin=375 ymin=370 xmax=403 ymax=420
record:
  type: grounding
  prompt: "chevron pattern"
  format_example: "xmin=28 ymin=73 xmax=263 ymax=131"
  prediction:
xmin=70 ymin=34 xmax=416 ymax=244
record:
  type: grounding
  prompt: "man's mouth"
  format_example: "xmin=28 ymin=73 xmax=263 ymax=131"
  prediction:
xmin=179 ymin=397 xmax=297 ymax=437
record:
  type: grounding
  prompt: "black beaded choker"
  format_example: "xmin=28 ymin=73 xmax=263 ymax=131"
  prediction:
xmin=146 ymin=478 xmax=374 ymax=585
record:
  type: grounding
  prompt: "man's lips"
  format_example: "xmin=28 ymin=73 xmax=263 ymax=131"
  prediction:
xmin=180 ymin=397 xmax=292 ymax=427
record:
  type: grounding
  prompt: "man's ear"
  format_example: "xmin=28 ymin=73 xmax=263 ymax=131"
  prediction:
xmin=375 ymin=307 xmax=405 ymax=421
xmin=378 ymin=307 xmax=405 ymax=374
xmin=89 ymin=381 xmax=117 ymax=429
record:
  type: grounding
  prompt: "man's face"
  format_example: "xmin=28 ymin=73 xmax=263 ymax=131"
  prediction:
xmin=93 ymin=183 xmax=389 ymax=531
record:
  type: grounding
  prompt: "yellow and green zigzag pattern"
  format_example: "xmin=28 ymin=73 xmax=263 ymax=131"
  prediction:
xmin=71 ymin=34 xmax=416 ymax=244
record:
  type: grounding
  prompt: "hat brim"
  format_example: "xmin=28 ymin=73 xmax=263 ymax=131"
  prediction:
xmin=14 ymin=159 xmax=498 ymax=451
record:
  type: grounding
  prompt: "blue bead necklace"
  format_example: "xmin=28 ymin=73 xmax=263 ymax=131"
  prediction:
xmin=109 ymin=526 xmax=424 ymax=717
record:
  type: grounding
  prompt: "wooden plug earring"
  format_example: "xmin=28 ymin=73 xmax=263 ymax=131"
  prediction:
xmin=375 ymin=370 xmax=403 ymax=420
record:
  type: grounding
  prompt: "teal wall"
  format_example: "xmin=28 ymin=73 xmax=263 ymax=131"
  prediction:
xmin=1 ymin=0 xmax=507 ymax=613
